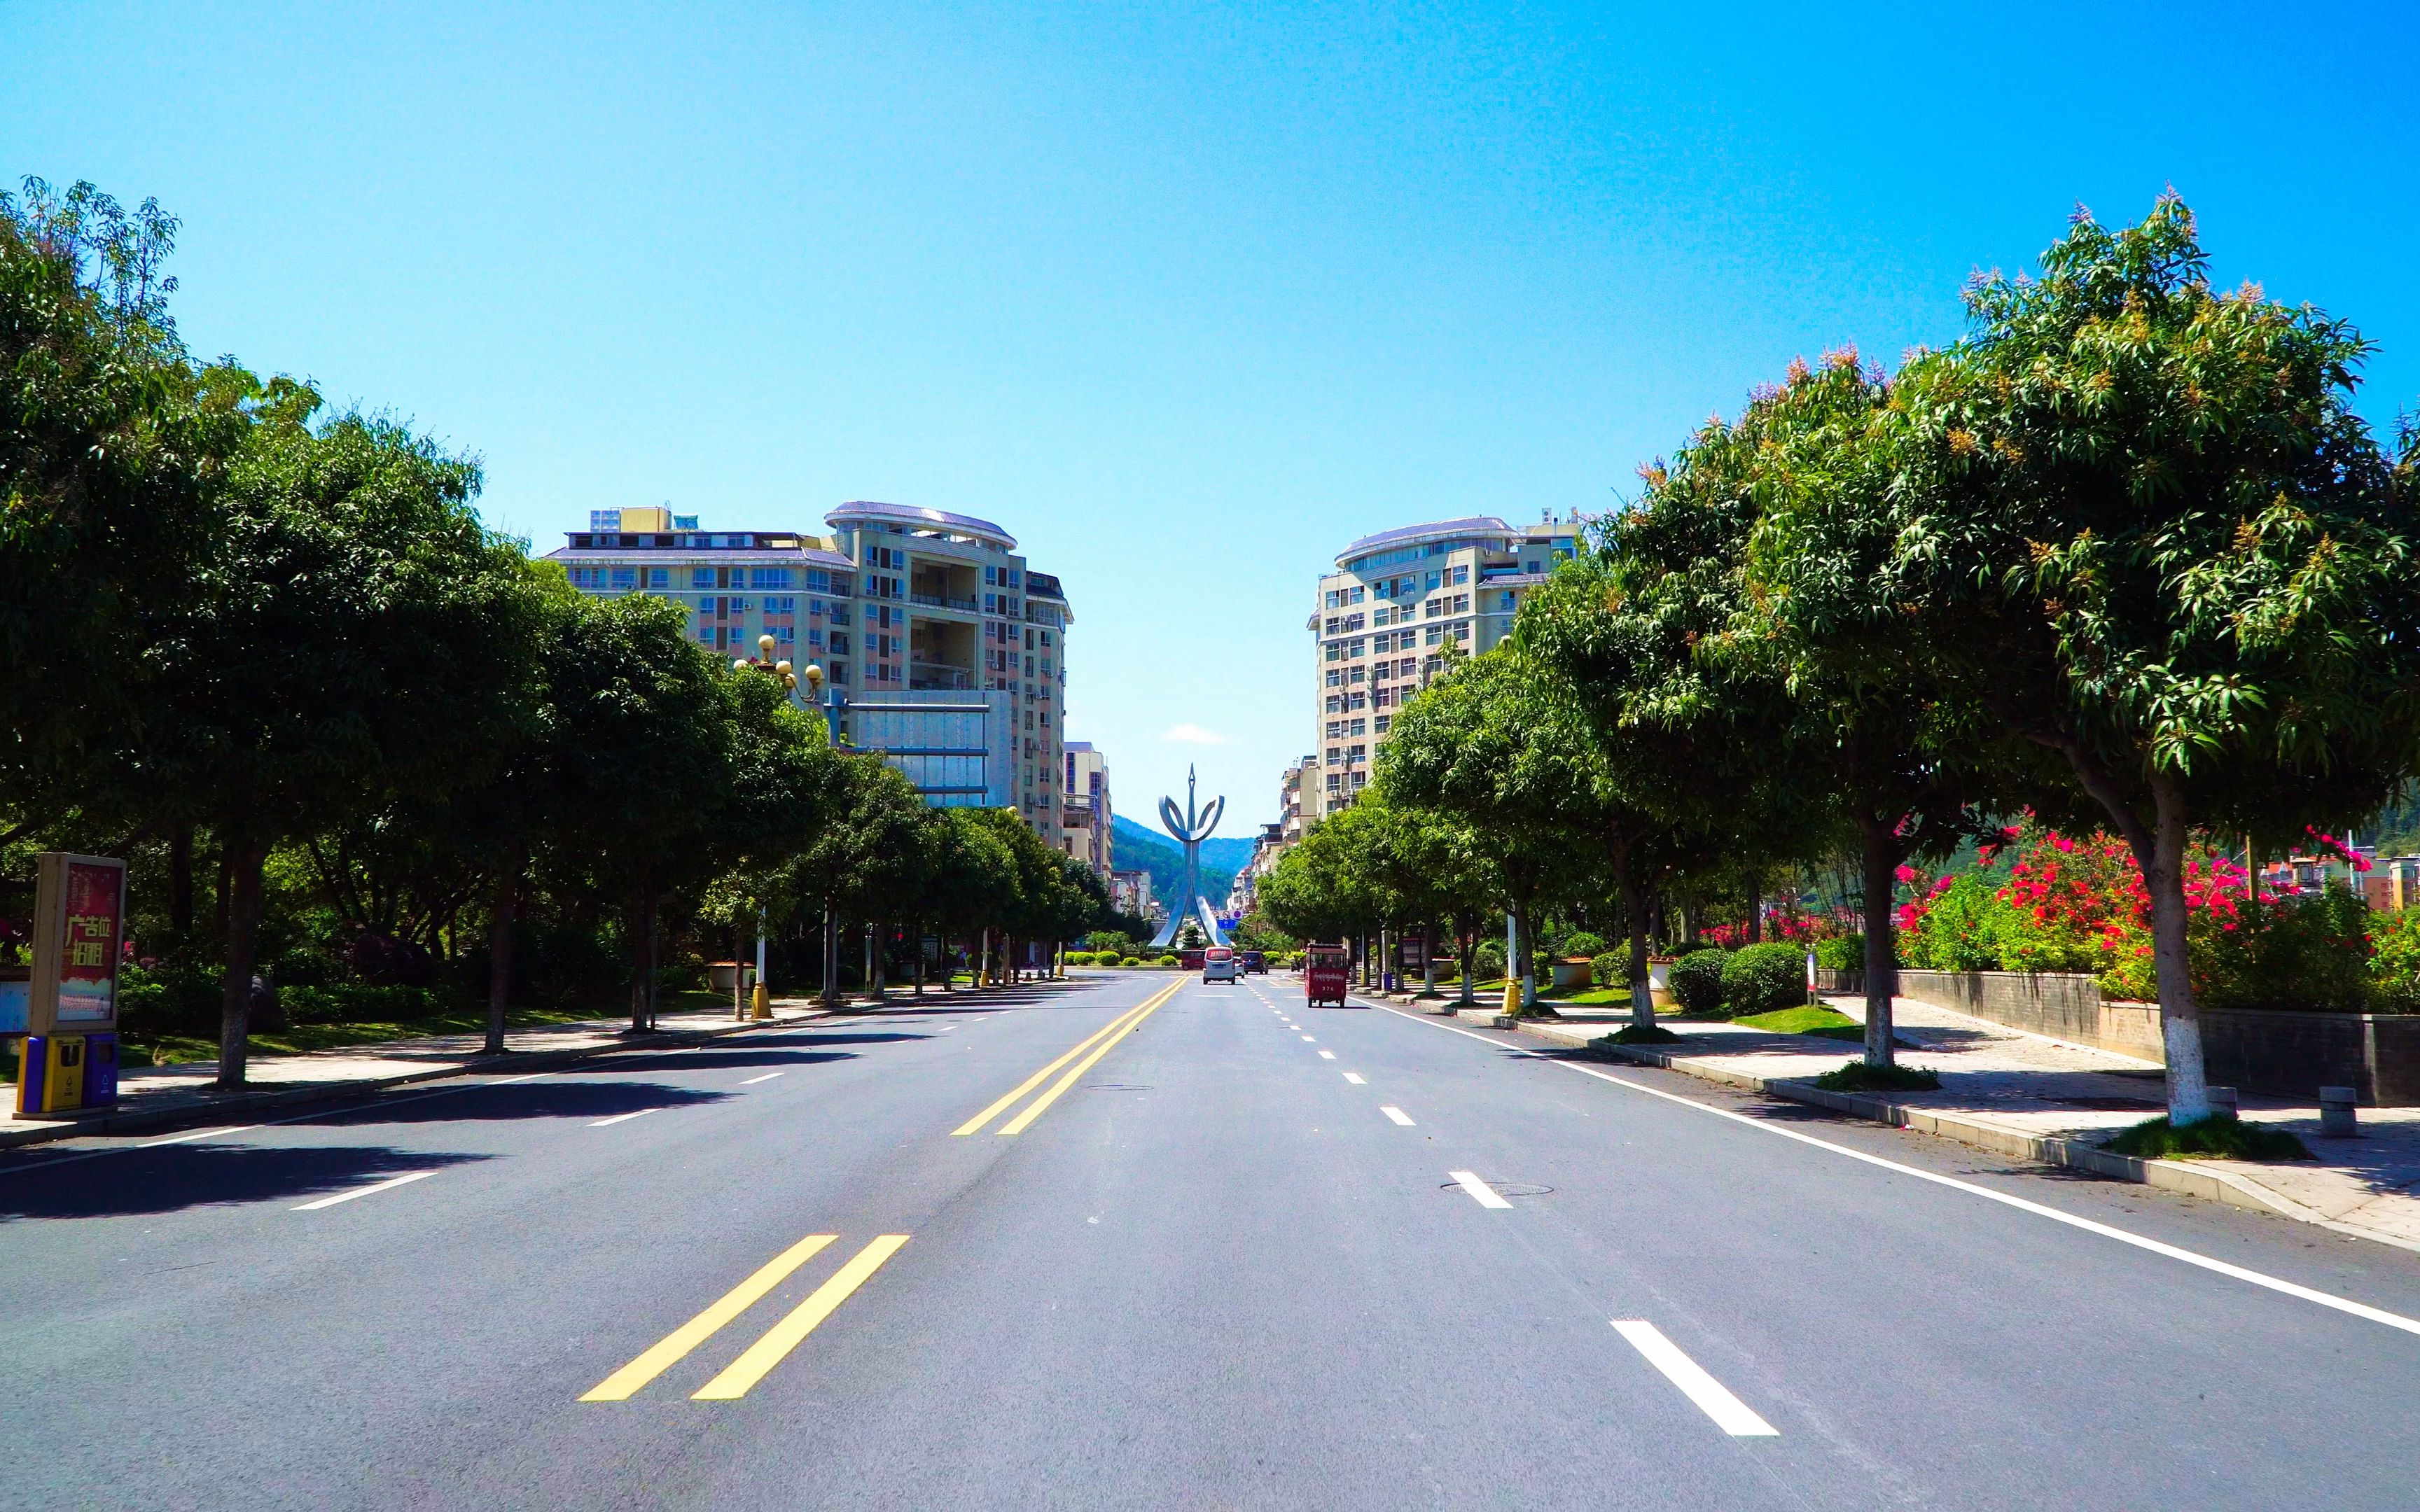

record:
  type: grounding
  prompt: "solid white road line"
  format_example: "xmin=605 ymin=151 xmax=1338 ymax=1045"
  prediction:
xmin=1449 ymin=1170 xmax=1512 ymax=1209
xmin=139 ymin=1125 xmax=258 ymax=1149
xmin=1381 ymin=1106 xmax=1416 ymax=1126
xmin=1375 ymin=1003 xmax=2420 ymax=1340
xmin=741 ymin=1072 xmax=785 ymax=1085
xmin=1343 ymin=1072 xmax=1367 ymax=1084
xmin=1612 ymin=1320 xmax=1778 ymax=1437
xmin=489 ymin=1072 xmax=554 ymax=1086
xmin=1318 ymin=1051 xmax=1337 ymax=1060
xmin=293 ymin=1170 xmax=438 ymax=1211
xmin=590 ymin=1108 xmax=660 ymax=1128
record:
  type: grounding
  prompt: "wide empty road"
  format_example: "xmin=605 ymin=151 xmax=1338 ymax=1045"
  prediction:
xmin=6 ymin=970 xmax=2420 ymax=1509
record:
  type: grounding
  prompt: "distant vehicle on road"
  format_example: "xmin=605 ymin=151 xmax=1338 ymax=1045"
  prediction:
xmin=1180 ymin=948 xmax=1206 ymax=972
xmin=1241 ymin=950 xmax=1267 ymax=974
xmin=1202 ymin=946 xmax=1241 ymax=983
xmin=1305 ymin=943 xmax=1350 ymax=1007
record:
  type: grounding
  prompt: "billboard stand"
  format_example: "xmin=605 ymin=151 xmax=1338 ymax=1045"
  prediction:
xmin=14 ymin=853 xmax=126 ymax=1119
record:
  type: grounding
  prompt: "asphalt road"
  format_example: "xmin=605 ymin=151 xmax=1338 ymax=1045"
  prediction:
xmin=6 ymin=969 xmax=2420 ymax=1510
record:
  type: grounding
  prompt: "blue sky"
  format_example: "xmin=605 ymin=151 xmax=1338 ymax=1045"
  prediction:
xmin=10 ymin=1 xmax=2416 ymax=835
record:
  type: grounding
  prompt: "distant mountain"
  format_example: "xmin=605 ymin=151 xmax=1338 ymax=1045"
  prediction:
xmin=1110 ymin=815 xmax=1251 ymax=913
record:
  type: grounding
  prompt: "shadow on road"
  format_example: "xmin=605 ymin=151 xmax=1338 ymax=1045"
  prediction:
xmin=0 ymin=1144 xmax=494 ymax=1220
xmin=295 ymin=1080 xmax=738 ymax=1128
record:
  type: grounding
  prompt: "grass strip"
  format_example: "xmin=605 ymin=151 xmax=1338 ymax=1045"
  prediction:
xmin=1732 ymin=1005 xmax=1861 ymax=1036
xmin=2103 ymin=1114 xmax=2313 ymax=1163
xmin=1811 ymin=1061 xmax=1942 ymax=1093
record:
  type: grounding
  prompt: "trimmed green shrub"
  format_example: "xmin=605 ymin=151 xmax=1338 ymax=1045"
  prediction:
xmin=1812 ymin=935 xmax=1865 ymax=972
xmin=1590 ymin=951 xmax=1626 ymax=991
xmin=1669 ymin=949 xmax=1728 ymax=1014
xmin=1473 ymin=939 xmax=1506 ymax=981
xmin=1119 ymin=955 xmax=1142 ymax=967
xmin=1559 ymin=931 xmax=1608 ymax=960
xmin=1720 ymin=941 xmax=1804 ymax=1017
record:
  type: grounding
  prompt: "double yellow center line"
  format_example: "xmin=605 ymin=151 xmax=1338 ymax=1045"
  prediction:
xmin=952 ymin=979 xmax=1181 ymax=1137
xmin=581 ymin=1232 xmax=910 ymax=1402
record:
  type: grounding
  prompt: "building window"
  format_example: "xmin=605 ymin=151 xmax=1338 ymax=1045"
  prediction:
xmin=1326 ymin=696 xmax=1342 ymax=714
xmin=1326 ymin=721 xmax=1342 ymax=738
xmin=1326 ymin=643 xmax=1344 ymax=663
xmin=1348 ymin=719 xmax=1366 ymax=736
xmin=1347 ymin=692 xmax=1365 ymax=710
xmin=1375 ymin=715 xmax=1392 ymax=734
xmin=1326 ymin=774 xmax=1342 ymax=792
xmin=1424 ymin=624 xmax=1443 ymax=646
xmin=1351 ymin=769 xmax=1369 ymax=789
xmin=611 ymin=566 xmax=637 ymax=589
xmin=1326 ymin=746 xmax=1342 ymax=764
xmin=1347 ymin=666 xmax=1364 ymax=685
xmin=752 ymin=568 xmax=795 ymax=589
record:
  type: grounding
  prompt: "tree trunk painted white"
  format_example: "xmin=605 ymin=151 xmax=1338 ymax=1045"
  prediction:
xmin=216 ymin=832 xmax=270 ymax=1091
xmin=1861 ymin=821 xmax=1899 ymax=1070
xmin=1621 ymin=877 xmax=1655 ymax=1030
xmin=2146 ymin=774 xmax=2215 ymax=1125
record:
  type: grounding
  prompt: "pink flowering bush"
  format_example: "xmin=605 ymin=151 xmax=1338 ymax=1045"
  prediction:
xmin=1896 ymin=823 xmax=2375 ymax=1010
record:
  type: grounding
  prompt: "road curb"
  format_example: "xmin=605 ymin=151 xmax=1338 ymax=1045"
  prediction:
xmin=0 ymin=1008 xmax=837 ymax=1153
xmin=1508 ymin=1021 xmax=2420 ymax=1256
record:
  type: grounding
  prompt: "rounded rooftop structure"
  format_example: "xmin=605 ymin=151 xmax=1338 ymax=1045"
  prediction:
xmin=827 ymin=500 xmax=1016 ymax=552
xmin=1336 ymin=515 xmax=1514 ymax=571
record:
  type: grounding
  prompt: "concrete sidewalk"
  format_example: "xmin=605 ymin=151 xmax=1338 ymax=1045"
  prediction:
xmin=1370 ymin=986 xmax=2420 ymax=1256
xmin=0 ymin=997 xmax=863 ymax=1150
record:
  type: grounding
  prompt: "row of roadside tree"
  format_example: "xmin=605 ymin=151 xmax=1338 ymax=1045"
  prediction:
xmin=0 ymin=178 xmax=1127 ymax=1089
xmin=1258 ymin=197 xmax=2420 ymax=1128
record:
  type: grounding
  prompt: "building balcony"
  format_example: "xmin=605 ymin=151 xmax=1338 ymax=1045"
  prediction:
xmin=910 ymin=592 xmax=981 ymax=612
xmin=908 ymin=662 xmax=973 ymax=690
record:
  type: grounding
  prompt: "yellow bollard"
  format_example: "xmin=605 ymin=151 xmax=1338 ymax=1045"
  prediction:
xmin=1501 ymin=976 xmax=1522 ymax=1018
xmin=751 ymin=981 xmax=772 ymax=1021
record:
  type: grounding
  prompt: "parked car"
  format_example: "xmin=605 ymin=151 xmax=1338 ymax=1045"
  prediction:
xmin=1202 ymin=946 xmax=1241 ymax=983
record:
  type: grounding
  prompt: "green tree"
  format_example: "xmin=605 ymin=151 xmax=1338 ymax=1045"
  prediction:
xmin=0 ymin=181 xmax=235 ymax=808
xmin=547 ymin=593 xmax=736 ymax=1032
xmin=123 ymin=397 xmax=548 ymax=1085
xmin=1517 ymin=536 xmax=1803 ymax=1029
xmin=1885 ymin=198 xmax=2420 ymax=1121
xmin=1685 ymin=351 xmax=2032 ymax=1065
xmin=1377 ymin=647 xmax=1595 ymax=1014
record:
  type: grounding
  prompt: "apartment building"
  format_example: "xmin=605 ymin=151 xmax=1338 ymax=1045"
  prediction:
xmin=1062 ymin=741 xmax=1115 ymax=878
xmin=1306 ymin=513 xmax=1580 ymax=820
xmin=544 ymin=500 xmax=1073 ymax=848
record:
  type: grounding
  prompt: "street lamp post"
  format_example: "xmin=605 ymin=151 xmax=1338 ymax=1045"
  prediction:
xmin=799 ymin=660 xmax=847 ymax=1008
xmin=732 ymin=636 xmax=800 ymax=1021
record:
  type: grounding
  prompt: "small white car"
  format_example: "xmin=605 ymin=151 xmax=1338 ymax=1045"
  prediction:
xmin=1202 ymin=947 xmax=1242 ymax=983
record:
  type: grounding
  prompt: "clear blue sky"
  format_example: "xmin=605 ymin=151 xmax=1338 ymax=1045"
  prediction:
xmin=11 ymin=2 xmax=2416 ymax=836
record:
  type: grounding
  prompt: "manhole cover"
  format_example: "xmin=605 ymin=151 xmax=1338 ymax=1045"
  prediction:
xmin=1439 ymin=1179 xmax=1555 ymax=1197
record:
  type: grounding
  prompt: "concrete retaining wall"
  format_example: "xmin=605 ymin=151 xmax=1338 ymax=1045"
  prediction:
xmin=1889 ymin=969 xmax=2420 ymax=1105
xmin=1893 ymin=969 xmax=2169 ymax=1061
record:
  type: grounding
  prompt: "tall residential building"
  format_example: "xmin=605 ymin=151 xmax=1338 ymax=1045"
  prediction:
xmin=543 ymin=500 xmax=1073 ymax=848
xmin=1062 ymin=741 xmax=1114 ymax=878
xmin=1306 ymin=513 xmax=1580 ymax=820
